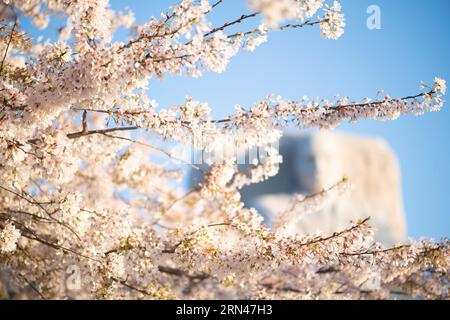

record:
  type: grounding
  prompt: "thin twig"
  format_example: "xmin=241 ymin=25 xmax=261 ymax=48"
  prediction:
xmin=66 ymin=126 xmax=139 ymax=139
xmin=0 ymin=18 xmax=17 ymax=75
xmin=211 ymin=0 xmax=224 ymax=10
xmin=227 ymin=18 xmax=324 ymax=38
xmin=81 ymin=110 xmax=88 ymax=133
xmin=99 ymin=132 xmax=204 ymax=172
xmin=17 ymin=274 xmax=48 ymax=300
xmin=203 ymin=12 xmax=259 ymax=38
xmin=298 ymin=217 xmax=371 ymax=247
xmin=162 ymin=222 xmax=232 ymax=254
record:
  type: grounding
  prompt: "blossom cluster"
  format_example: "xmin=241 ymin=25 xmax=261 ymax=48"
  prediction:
xmin=248 ymin=0 xmax=325 ymax=27
xmin=320 ymin=1 xmax=345 ymax=40
xmin=0 ymin=0 xmax=448 ymax=300
xmin=0 ymin=221 xmax=21 ymax=253
xmin=247 ymin=0 xmax=345 ymax=40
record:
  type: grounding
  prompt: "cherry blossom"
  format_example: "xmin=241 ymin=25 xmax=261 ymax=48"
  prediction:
xmin=0 ymin=0 xmax=447 ymax=300
xmin=0 ymin=221 xmax=21 ymax=253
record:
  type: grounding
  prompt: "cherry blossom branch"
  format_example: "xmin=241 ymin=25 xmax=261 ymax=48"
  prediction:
xmin=16 ymin=274 xmax=48 ymax=300
xmin=98 ymin=133 xmax=204 ymax=171
xmin=81 ymin=110 xmax=88 ymax=133
xmin=342 ymin=245 xmax=411 ymax=256
xmin=1 ymin=0 xmax=447 ymax=300
xmin=109 ymin=277 xmax=158 ymax=298
xmin=111 ymin=268 xmax=209 ymax=299
xmin=0 ymin=185 xmax=82 ymax=242
xmin=8 ymin=219 xmax=210 ymax=288
xmin=158 ymin=265 xmax=209 ymax=281
xmin=227 ymin=17 xmax=325 ymax=38
xmin=120 ymin=1 xmax=225 ymax=52
xmin=211 ymin=0 xmax=225 ymax=10
xmin=162 ymin=188 xmax=199 ymax=215
xmin=162 ymin=222 xmax=232 ymax=254
xmin=66 ymin=126 xmax=139 ymax=139
xmin=203 ymin=12 xmax=259 ymax=38
xmin=0 ymin=18 xmax=17 ymax=75
xmin=277 ymin=19 xmax=325 ymax=31
xmin=0 ymin=185 xmax=51 ymax=208
xmin=70 ymin=87 xmax=439 ymax=129
xmin=298 ymin=217 xmax=371 ymax=247
xmin=0 ymin=215 xmax=100 ymax=263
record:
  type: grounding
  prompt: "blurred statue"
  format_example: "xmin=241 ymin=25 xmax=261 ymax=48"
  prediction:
xmin=242 ymin=132 xmax=406 ymax=245
xmin=191 ymin=131 xmax=407 ymax=246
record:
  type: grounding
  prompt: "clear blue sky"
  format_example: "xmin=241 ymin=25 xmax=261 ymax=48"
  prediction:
xmin=26 ymin=0 xmax=450 ymax=240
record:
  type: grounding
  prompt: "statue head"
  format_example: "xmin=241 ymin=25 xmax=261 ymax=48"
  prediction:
xmin=292 ymin=132 xmax=344 ymax=193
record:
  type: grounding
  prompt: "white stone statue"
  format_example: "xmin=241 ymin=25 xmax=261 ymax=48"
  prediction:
xmin=190 ymin=131 xmax=407 ymax=246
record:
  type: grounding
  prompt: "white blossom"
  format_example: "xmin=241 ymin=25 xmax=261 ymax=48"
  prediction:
xmin=433 ymin=77 xmax=447 ymax=95
xmin=0 ymin=221 xmax=21 ymax=253
xmin=320 ymin=1 xmax=345 ymax=40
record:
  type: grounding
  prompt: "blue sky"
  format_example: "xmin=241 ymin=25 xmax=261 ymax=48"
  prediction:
xmin=25 ymin=0 xmax=450 ymax=240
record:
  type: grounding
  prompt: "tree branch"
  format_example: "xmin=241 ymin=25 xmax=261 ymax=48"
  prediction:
xmin=66 ymin=126 xmax=139 ymax=139
xmin=70 ymin=89 xmax=436 ymax=130
xmin=203 ymin=12 xmax=259 ymax=38
xmin=298 ymin=217 xmax=371 ymax=247
xmin=0 ymin=18 xmax=17 ymax=75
